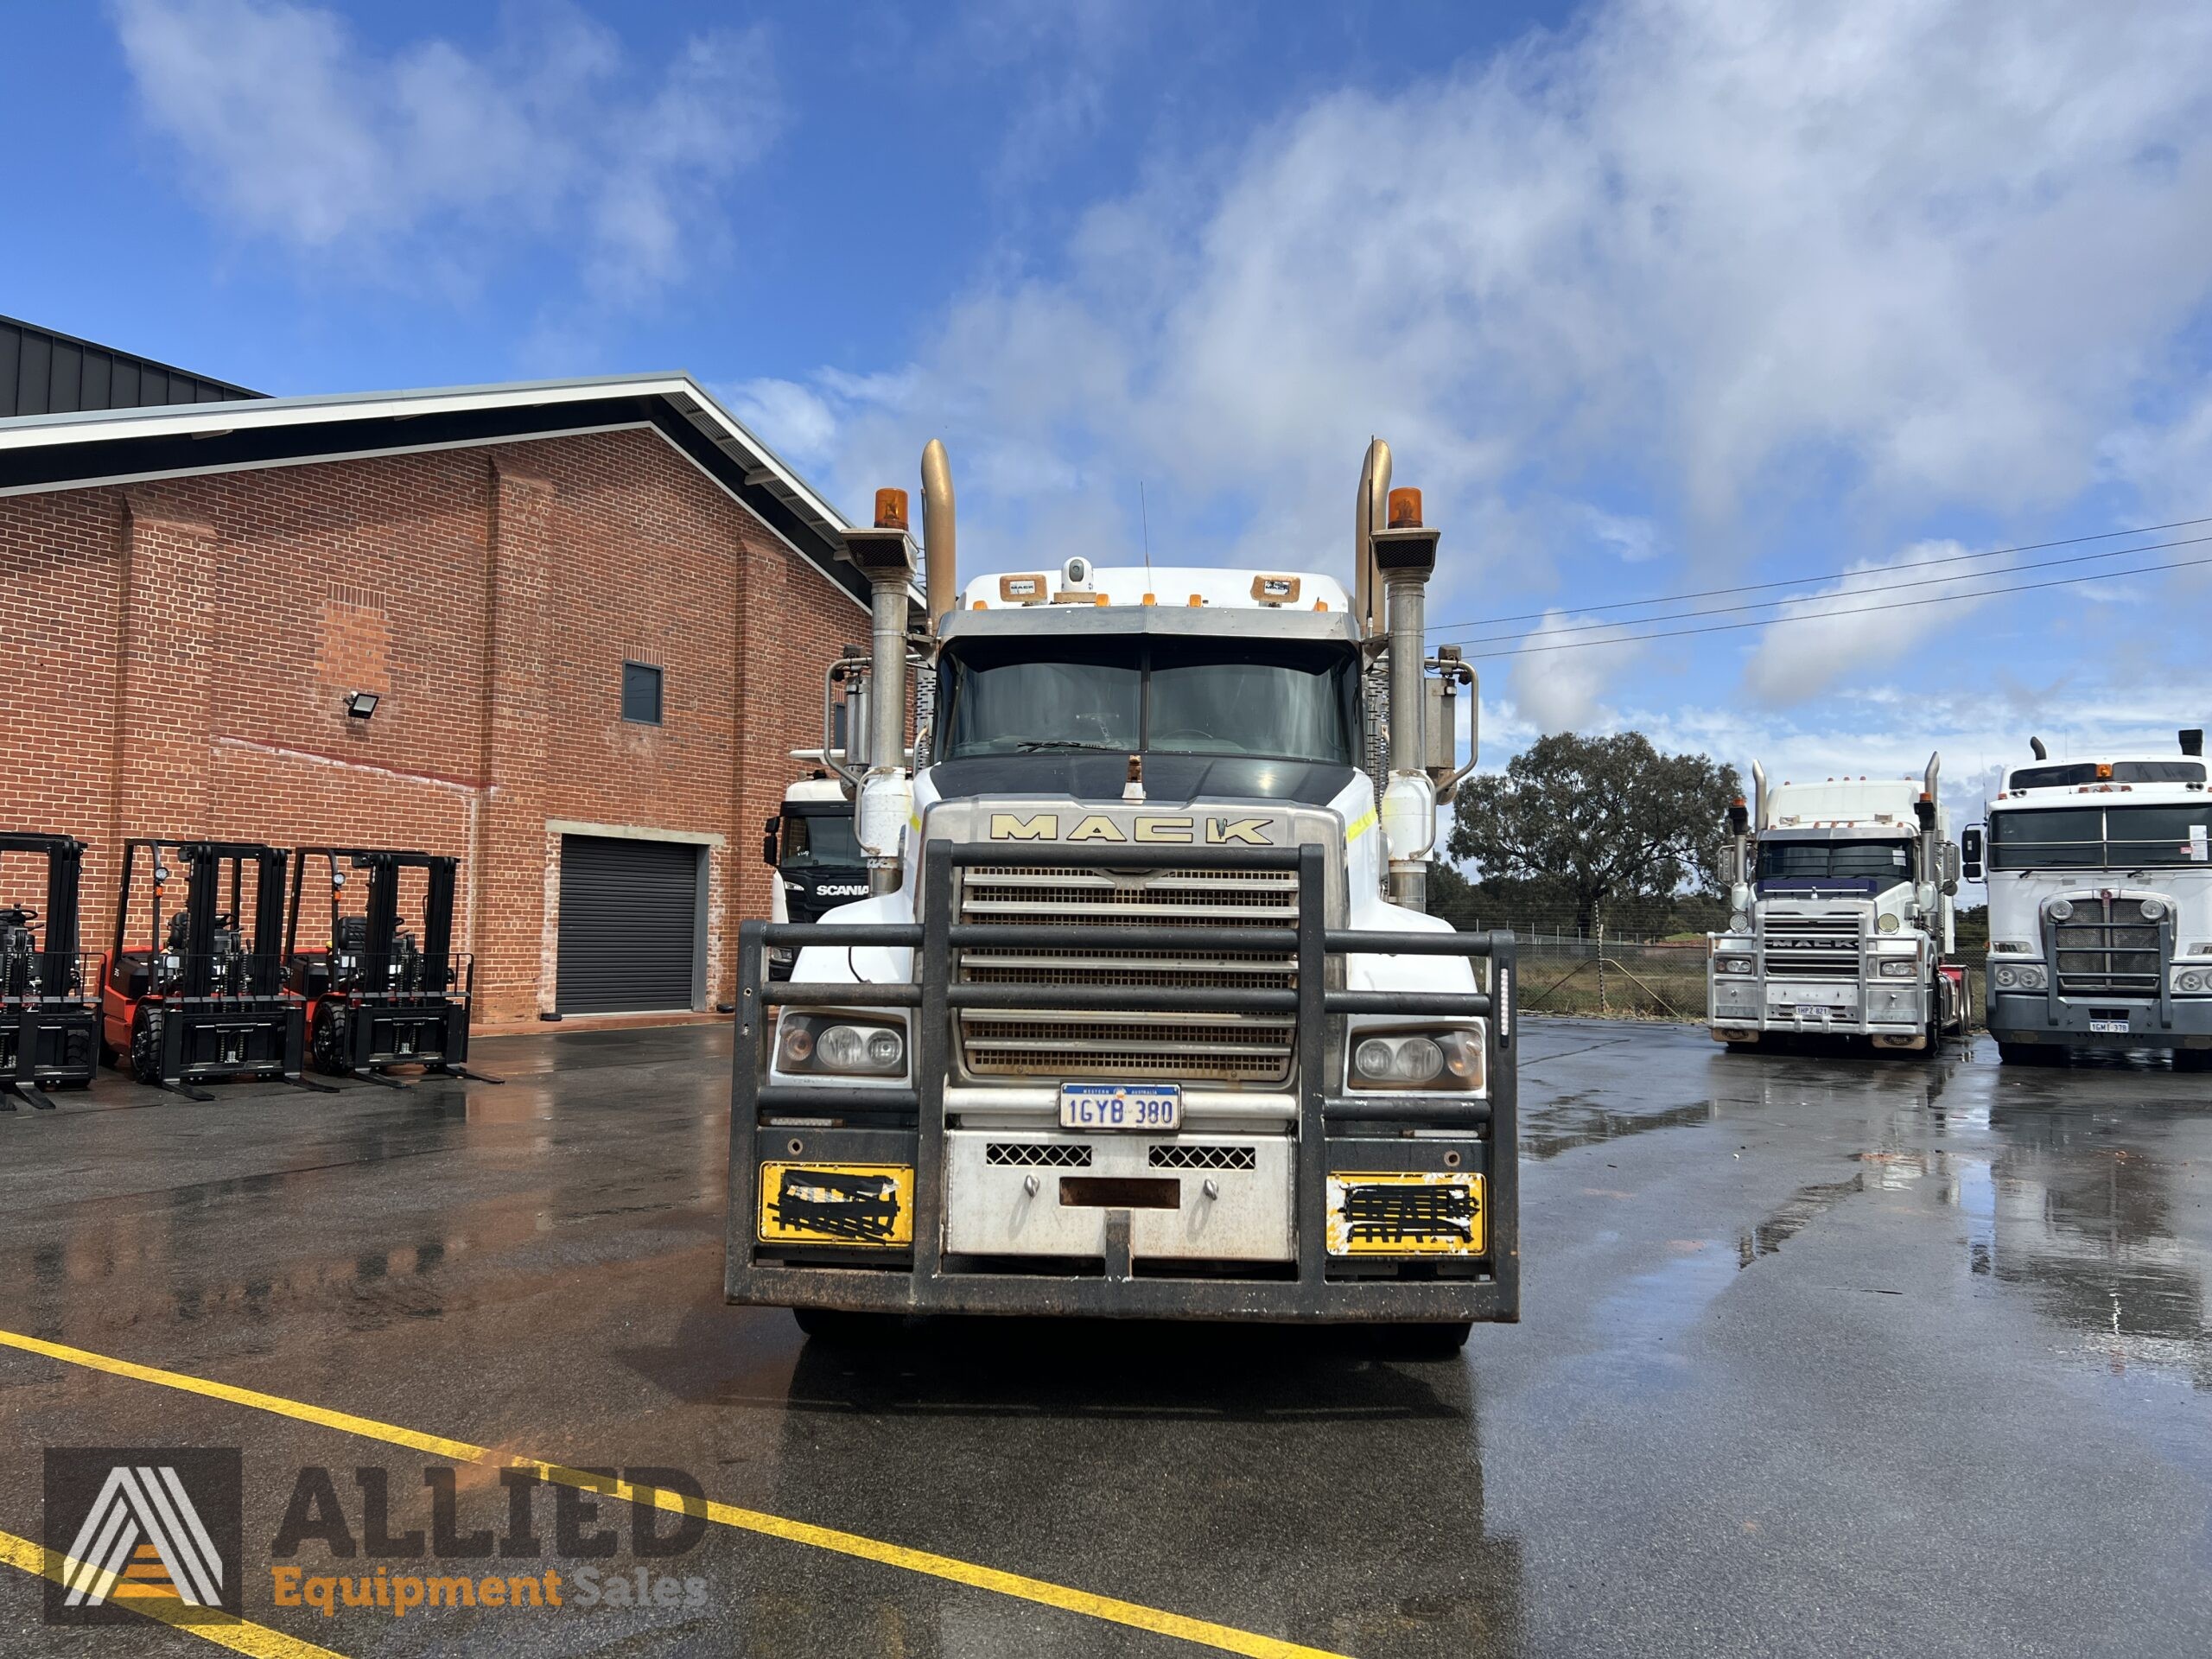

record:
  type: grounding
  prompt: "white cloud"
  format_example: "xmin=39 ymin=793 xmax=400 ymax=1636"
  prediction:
xmin=1739 ymin=538 xmax=2004 ymax=703
xmin=1497 ymin=609 xmax=1649 ymax=734
xmin=1586 ymin=507 xmax=1661 ymax=563
xmin=112 ymin=0 xmax=781 ymax=302
xmin=805 ymin=0 xmax=2212 ymax=588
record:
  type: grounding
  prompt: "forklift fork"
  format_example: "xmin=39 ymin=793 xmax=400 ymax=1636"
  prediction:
xmin=0 ymin=1080 xmax=57 ymax=1111
xmin=156 ymin=1079 xmax=216 ymax=1103
xmin=435 ymin=1064 xmax=503 ymax=1084
xmin=284 ymin=1073 xmax=340 ymax=1096
xmin=352 ymin=1069 xmax=410 ymax=1090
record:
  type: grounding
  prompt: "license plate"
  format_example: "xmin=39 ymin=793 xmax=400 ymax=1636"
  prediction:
xmin=1326 ymin=1172 xmax=1486 ymax=1255
xmin=1770 ymin=983 xmax=1853 ymax=1007
xmin=1058 ymin=1083 xmax=1182 ymax=1131
xmin=2089 ymin=1019 xmax=2129 ymax=1034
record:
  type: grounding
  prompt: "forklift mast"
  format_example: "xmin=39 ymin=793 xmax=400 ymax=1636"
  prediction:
xmin=285 ymin=848 xmax=459 ymax=995
xmin=115 ymin=840 xmax=289 ymax=997
xmin=0 ymin=832 xmax=86 ymax=999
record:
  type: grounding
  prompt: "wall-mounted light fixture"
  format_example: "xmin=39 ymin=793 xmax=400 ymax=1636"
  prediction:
xmin=345 ymin=690 xmax=379 ymax=720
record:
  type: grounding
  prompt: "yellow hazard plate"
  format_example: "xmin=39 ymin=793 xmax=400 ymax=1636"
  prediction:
xmin=1325 ymin=1171 xmax=1485 ymax=1256
xmin=758 ymin=1162 xmax=914 ymax=1248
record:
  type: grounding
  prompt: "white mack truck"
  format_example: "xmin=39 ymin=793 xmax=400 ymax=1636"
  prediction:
xmin=1708 ymin=756 xmax=1964 ymax=1054
xmin=1965 ymin=730 xmax=2212 ymax=1070
xmin=727 ymin=440 xmax=1516 ymax=1346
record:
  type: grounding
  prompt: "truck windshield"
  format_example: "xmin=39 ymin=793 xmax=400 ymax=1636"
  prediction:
xmin=939 ymin=639 xmax=1358 ymax=764
xmin=779 ymin=811 xmax=861 ymax=868
xmin=1756 ymin=839 xmax=1913 ymax=881
xmin=1989 ymin=804 xmax=2212 ymax=869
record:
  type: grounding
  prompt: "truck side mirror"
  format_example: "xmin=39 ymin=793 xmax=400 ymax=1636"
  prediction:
xmin=761 ymin=817 xmax=779 ymax=868
xmin=1960 ymin=826 xmax=1983 ymax=882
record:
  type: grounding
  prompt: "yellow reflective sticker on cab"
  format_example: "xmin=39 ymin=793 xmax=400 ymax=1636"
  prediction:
xmin=1325 ymin=1172 xmax=1484 ymax=1255
xmin=759 ymin=1162 xmax=914 ymax=1247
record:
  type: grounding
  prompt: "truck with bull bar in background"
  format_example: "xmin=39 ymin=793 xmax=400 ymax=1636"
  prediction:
xmin=726 ymin=440 xmax=1516 ymax=1350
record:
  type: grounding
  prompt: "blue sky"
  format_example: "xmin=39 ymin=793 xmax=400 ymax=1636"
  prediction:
xmin=9 ymin=0 xmax=2212 ymax=828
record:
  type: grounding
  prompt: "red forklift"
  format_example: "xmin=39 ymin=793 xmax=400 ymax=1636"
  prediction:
xmin=103 ymin=839 xmax=333 ymax=1099
xmin=284 ymin=847 xmax=497 ymax=1087
xmin=0 ymin=832 xmax=99 ymax=1110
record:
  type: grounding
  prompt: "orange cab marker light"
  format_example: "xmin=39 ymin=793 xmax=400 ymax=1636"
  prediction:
xmin=1189 ymin=594 xmax=1204 ymax=606
xmin=972 ymin=599 xmax=987 ymax=609
xmin=1095 ymin=594 xmax=1109 ymax=606
xmin=1313 ymin=599 xmax=1327 ymax=611
xmin=1142 ymin=593 xmax=1157 ymax=605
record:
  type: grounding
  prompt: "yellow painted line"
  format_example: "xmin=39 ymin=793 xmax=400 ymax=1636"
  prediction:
xmin=0 ymin=1327 xmax=1349 ymax=1659
xmin=0 ymin=1525 xmax=343 ymax=1658
xmin=1344 ymin=808 xmax=1377 ymax=842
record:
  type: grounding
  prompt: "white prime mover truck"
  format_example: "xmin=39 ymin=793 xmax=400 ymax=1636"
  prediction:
xmin=1965 ymin=730 xmax=2212 ymax=1070
xmin=1708 ymin=756 xmax=1963 ymax=1053
xmin=727 ymin=440 xmax=1516 ymax=1345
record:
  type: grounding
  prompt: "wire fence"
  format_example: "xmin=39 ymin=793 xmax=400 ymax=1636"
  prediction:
xmin=1504 ymin=935 xmax=1991 ymax=1028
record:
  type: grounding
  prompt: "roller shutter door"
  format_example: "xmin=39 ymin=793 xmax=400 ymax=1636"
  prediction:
xmin=556 ymin=836 xmax=700 ymax=1014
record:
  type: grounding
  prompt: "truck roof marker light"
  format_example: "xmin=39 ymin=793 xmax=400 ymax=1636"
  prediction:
xmin=1388 ymin=487 xmax=1423 ymax=528
xmin=1142 ymin=593 xmax=1156 ymax=605
xmin=1094 ymin=594 xmax=1109 ymax=606
xmin=874 ymin=487 xmax=909 ymax=530
xmin=1189 ymin=594 xmax=1204 ymax=606
xmin=2096 ymin=762 xmax=2113 ymax=779
xmin=1313 ymin=598 xmax=1328 ymax=610
xmin=971 ymin=599 xmax=987 ymax=609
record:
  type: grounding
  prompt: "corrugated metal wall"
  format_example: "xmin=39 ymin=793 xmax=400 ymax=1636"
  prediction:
xmin=0 ymin=315 xmax=260 ymax=419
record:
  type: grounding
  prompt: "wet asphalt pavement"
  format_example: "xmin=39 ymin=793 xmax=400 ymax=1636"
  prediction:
xmin=0 ymin=1018 xmax=2205 ymax=1657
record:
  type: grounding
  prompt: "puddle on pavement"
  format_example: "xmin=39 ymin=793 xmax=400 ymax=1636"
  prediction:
xmin=1737 ymin=1173 xmax=1867 ymax=1268
xmin=1522 ymin=1098 xmax=1715 ymax=1160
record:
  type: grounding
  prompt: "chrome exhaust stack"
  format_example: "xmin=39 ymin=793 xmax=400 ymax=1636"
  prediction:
xmin=1370 ymin=482 xmax=1441 ymax=912
xmin=921 ymin=439 xmax=957 ymax=632
xmin=840 ymin=488 xmax=919 ymax=895
xmin=1916 ymin=752 xmax=1942 ymax=918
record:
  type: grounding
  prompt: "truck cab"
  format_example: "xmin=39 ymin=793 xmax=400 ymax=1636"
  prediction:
xmin=1709 ymin=758 xmax=1963 ymax=1053
xmin=763 ymin=778 xmax=867 ymax=981
xmin=727 ymin=442 xmax=1516 ymax=1341
xmin=1968 ymin=731 xmax=2212 ymax=1068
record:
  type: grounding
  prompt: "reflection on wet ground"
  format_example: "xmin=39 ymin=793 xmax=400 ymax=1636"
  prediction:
xmin=0 ymin=1020 xmax=2200 ymax=1656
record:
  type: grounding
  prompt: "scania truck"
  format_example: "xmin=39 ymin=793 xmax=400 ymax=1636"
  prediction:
xmin=1708 ymin=756 xmax=1963 ymax=1054
xmin=762 ymin=778 xmax=866 ymax=981
xmin=1966 ymin=731 xmax=2212 ymax=1070
xmin=727 ymin=440 xmax=1516 ymax=1346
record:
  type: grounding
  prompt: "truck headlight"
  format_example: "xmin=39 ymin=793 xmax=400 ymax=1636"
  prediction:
xmin=1348 ymin=1027 xmax=1484 ymax=1091
xmin=1878 ymin=958 xmax=1914 ymax=978
xmin=2176 ymin=969 xmax=2208 ymax=994
xmin=1715 ymin=957 xmax=1754 ymax=976
xmin=1877 ymin=913 xmax=1901 ymax=934
xmin=2046 ymin=899 xmax=2073 ymax=921
xmin=2139 ymin=898 xmax=2166 ymax=922
xmin=1996 ymin=964 xmax=2047 ymax=992
xmin=777 ymin=1014 xmax=906 ymax=1077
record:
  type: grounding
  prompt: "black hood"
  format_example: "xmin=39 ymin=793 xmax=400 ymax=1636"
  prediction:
xmin=927 ymin=753 xmax=1358 ymax=808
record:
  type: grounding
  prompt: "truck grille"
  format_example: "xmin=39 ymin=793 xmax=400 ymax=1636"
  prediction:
xmin=2054 ymin=897 xmax=2164 ymax=998
xmin=956 ymin=863 xmax=1299 ymax=1084
xmin=1759 ymin=913 xmax=1864 ymax=980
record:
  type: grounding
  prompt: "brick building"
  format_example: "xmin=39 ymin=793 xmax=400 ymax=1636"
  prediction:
xmin=0 ymin=354 xmax=875 ymax=1026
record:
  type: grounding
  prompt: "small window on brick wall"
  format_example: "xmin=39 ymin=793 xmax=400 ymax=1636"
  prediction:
xmin=622 ymin=661 xmax=664 ymax=725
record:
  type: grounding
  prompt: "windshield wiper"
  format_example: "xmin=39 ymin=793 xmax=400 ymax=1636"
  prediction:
xmin=1010 ymin=741 xmax=1125 ymax=753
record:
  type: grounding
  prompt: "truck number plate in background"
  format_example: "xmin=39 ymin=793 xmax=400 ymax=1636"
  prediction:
xmin=1770 ymin=983 xmax=1853 ymax=1007
xmin=2089 ymin=1020 xmax=2130 ymax=1034
xmin=1058 ymin=1083 xmax=1182 ymax=1131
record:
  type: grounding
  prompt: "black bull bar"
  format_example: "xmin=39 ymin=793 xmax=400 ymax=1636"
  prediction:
xmin=724 ymin=839 xmax=1519 ymax=1322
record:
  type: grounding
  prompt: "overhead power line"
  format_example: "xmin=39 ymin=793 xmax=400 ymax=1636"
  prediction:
xmin=1452 ymin=532 xmax=2212 ymax=646
xmin=1458 ymin=545 xmax=2212 ymax=660
xmin=1423 ymin=513 xmax=2212 ymax=636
